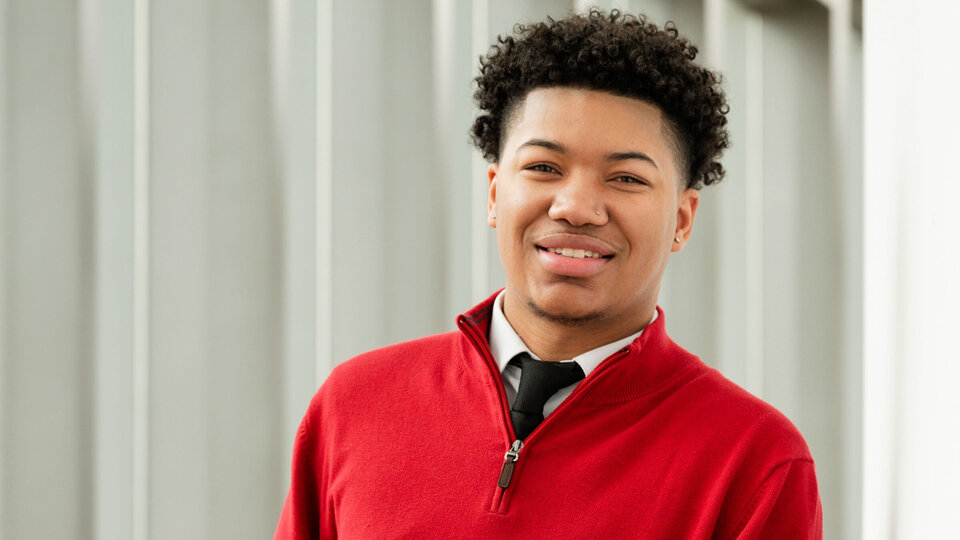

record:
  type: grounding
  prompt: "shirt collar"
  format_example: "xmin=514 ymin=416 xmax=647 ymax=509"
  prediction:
xmin=487 ymin=290 xmax=656 ymax=377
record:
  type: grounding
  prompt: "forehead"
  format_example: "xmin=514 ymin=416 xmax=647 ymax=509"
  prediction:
xmin=503 ymin=87 xmax=678 ymax=171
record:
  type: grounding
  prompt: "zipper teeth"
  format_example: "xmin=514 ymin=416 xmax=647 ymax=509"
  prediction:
xmin=459 ymin=314 xmax=636 ymax=448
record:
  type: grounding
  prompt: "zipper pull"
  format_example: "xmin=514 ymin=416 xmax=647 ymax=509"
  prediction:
xmin=497 ymin=440 xmax=524 ymax=489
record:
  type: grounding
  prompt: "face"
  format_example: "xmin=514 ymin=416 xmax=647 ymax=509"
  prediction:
xmin=488 ymin=87 xmax=699 ymax=332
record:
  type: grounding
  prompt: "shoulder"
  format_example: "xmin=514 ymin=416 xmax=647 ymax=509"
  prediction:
xmin=665 ymin=365 xmax=820 ymax=536
xmin=613 ymin=321 xmax=811 ymax=462
xmin=331 ymin=330 xmax=463 ymax=381
xmin=691 ymin=367 xmax=812 ymax=461
xmin=308 ymin=330 xmax=466 ymax=410
xmin=640 ymin=331 xmax=811 ymax=461
xmin=698 ymin=371 xmax=821 ymax=537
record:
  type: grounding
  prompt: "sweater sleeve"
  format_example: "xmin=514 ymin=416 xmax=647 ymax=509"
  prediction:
xmin=274 ymin=411 xmax=336 ymax=540
xmin=728 ymin=458 xmax=823 ymax=540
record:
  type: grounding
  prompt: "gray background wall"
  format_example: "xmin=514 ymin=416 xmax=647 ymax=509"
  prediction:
xmin=0 ymin=0 xmax=869 ymax=538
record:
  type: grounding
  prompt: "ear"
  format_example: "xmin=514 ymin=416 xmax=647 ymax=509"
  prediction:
xmin=487 ymin=163 xmax=499 ymax=228
xmin=671 ymin=188 xmax=700 ymax=252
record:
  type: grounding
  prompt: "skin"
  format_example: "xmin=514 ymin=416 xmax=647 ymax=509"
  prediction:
xmin=487 ymin=87 xmax=699 ymax=362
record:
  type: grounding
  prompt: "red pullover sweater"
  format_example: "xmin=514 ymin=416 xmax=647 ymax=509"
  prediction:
xmin=275 ymin=292 xmax=822 ymax=539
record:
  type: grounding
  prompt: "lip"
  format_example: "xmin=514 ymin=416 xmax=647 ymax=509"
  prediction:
xmin=535 ymin=233 xmax=616 ymax=257
xmin=534 ymin=233 xmax=615 ymax=278
xmin=537 ymin=248 xmax=610 ymax=277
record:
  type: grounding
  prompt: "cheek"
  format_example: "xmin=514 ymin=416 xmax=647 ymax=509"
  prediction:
xmin=649 ymin=201 xmax=678 ymax=238
xmin=501 ymin=189 xmax=546 ymax=233
xmin=624 ymin=213 xmax=672 ymax=251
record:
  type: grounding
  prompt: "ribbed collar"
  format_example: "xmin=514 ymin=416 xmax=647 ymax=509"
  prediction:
xmin=488 ymin=289 xmax=653 ymax=377
xmin=457 ymin=290 xmax=702 ymax=406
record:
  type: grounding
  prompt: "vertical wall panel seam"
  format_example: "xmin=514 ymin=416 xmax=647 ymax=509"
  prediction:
xmin=316 ymin=0 xmax=333 ymax=383
xmin=827 ymin=2 xmax=863 ymax=537
xmin=0 ymin=0 xmax=7 ymax=536
xmin=744 ymin=13 xmax=764 ymax=398
xmin=77 ymin=0 xmax=98 ymax=537
xmin=470 ymin=0 xmax=489 ymax=300
xmin=132 ymin=0 xmax=150 ymax=537
xmin=432 ymin=0 xmax=454 ymax=320
xmin=703 ymin=0 xmax=728 ymax=376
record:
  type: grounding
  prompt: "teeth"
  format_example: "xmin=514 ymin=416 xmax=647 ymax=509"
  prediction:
xmin=549 ymin=248 xmax=604 ymax=259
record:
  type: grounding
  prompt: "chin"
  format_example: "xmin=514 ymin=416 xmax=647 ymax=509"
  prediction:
xmin=526 ymin=298 xmax=608 ymax=327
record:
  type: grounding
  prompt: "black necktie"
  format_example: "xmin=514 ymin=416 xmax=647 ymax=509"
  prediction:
xmin=509 ymin=353 xmax=585 ymax=440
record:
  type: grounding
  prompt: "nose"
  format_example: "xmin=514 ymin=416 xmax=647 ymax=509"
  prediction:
xmin=547 ymin=171 xmax=607 ymax=227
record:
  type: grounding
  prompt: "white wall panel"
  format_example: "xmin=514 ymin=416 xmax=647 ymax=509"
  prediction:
xmin=433 ymin=0 xmax=478 ymax=319
xmin=329 ymin=1 xmax=388 ymax=364
xmin=92 ymin=0 xmax=140 ymax=538
xmin=93 ymin=2 xmax=145 ymax=539
xmin=381 ymin=0 xmax=446 ymax=344
xmin=205 ymin=1 xmax=283 ymax=537
xmin=830 ymin=3 xmax=863 ymax=539
xmin=709 ymin=0 xmax=758 ymax=389
xmin=277 ymin=0 xmax=326 ymax=490
xmin=326 ymin=0 xmax=453 ymax=360
xmin=149 ymin=0 xmax=210 ymax=537
xmin=2 ymin=2 xmax=90 ymax=539
xmin=864 ymin=1 xmax=960 ymax=537
xmin=100 ymin=0 xmax=283 ymax=537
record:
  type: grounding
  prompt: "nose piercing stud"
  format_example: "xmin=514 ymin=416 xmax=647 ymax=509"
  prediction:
xmin=595 ymin=210 xmax=601 ymax=216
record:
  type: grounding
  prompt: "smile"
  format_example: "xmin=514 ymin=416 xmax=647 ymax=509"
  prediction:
xmin=535 ymin=246 xmax=612 ymax=278
xmin=541 ymin=247 xmax=607 ymax=259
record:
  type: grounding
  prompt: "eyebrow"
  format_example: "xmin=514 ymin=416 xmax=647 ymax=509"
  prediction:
xmin=517 ymin=138 xmax=565 ymax=153
xmin=516 ymin=139 xmax=659 ymax=169
xmin=606 ymin=151 xmax=659 ymax=169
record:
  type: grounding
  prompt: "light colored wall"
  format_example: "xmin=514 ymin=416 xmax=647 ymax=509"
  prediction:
xmin=0 ymin=0 xmax=862 ymax=538
xmin=2 ymin=1 xmax=90 ymax=538
xmin=863 ymin=0 xmax=960 ymax=537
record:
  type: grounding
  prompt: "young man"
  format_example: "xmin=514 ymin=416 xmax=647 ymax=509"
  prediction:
xmin=276 ymin=10 xmax=821 ymax=539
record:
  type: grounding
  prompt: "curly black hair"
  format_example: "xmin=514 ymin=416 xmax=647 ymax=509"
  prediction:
xmin=470 ymin=9 xmax=729 ymax=190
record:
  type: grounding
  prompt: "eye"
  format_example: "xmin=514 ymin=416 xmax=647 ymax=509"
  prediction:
xmin=612 ymin=175 xmax=648 ymax=185
xmin=525 ymin=163 xmax=559 ymax=174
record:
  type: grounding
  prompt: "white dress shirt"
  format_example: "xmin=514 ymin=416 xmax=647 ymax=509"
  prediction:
xmin=487 ymin=290 xmax=656 ymax=418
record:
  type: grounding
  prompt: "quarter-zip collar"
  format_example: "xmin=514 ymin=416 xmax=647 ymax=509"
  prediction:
xmin=457 ymin=290 xmax=700 ymax=407
xmin=488 ymin=289 xmax=653 ymax=377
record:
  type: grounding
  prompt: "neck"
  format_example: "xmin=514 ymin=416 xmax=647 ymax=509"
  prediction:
xmin=501 ymin=290 xmax=654 ymax=362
